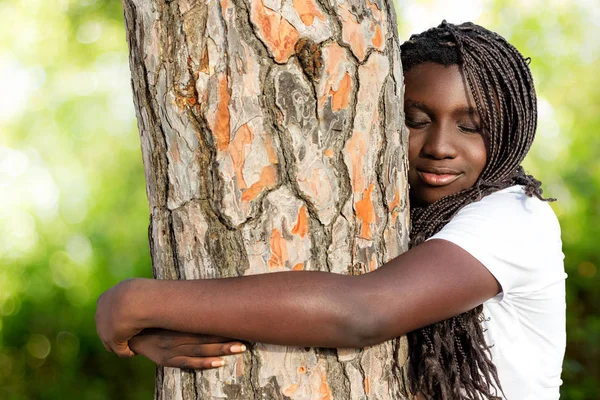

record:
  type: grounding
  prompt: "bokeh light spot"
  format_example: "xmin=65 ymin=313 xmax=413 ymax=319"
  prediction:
xmin=67 ymin=234 xmax=93 ymax=265
xmin=50 ymin=251 xmax=76 ymax=289
xmin=0 ymin=210 xmax=38 ymax=258
xmin=400 ymin=0 xmax=484 ymax=36
xmin=76 ymin=21 xmax=102 ymax=44
xmin=0 ymin=352 xmax=12 ymax=377
xmin=26 ymin=334 xmax=51 ymax=359
xmin=578 ymin=261 xmax=597 ymax=278
xmin=56 ymin=331 xmax=80 ymax=361
xmin=0 ymin=297 xmax=17 ymax=316
xmin=0 ymin=56 xmax=35 ymax=122
xmin=0 ymin=147 xmax=30 ymax=186
xmin=66 ymin=284 xmax=91 ymax=307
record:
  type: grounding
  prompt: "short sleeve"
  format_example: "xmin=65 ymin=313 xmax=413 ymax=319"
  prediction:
xmin=428 ymin=186 xmax=566 ymax=302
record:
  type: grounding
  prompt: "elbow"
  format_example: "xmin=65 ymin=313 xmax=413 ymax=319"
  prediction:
xmin=323 ymin=274 xmax=403 ymax=348
xmin=338 ymin=300 xmax=394 ymax=348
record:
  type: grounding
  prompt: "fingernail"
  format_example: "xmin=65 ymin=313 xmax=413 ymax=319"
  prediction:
xmin=230 ymin=344 xmax=247 ymax=353
xmin=211 ymin=360 xmax=225 ymax=367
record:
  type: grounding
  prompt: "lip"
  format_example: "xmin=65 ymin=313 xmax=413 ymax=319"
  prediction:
xmin=417 ymin=167 xmax=463 ymax=187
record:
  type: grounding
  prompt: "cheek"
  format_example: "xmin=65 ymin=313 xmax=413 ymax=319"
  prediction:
xmin=407 ymin=132 xmax=421 ymax=186
xmin=469 ymin=137 xmax=487 ymax=175
xmin=407 ymin=130 xmax=419 ymax=166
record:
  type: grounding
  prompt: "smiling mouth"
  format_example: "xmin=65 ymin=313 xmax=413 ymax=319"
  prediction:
xmin=417 ymin=169 xmax=462 ymax=187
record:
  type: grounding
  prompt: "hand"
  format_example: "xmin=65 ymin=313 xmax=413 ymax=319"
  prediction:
xmin=95 ymin=278 xmax=146 ymax=358
xmin=129 ymin=329 xmax=247 ymax=369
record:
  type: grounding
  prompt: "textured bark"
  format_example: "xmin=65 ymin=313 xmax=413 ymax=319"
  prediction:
xmin=123 ymin=0 xmax=411 ymax=397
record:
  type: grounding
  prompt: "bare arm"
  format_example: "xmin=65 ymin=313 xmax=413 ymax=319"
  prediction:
xmin=96 ymin=239 xmax=500 ymax=356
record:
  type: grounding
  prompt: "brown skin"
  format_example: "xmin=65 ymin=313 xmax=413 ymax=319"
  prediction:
xmin=128 ymin=329 xmax=246 ymax=369
xmin=95 ymin=63 xmax=499 ymax=368
xmin=406 ymin=63 xmax=487 ymax=206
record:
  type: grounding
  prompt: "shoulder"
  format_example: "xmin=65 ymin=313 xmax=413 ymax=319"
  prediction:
xmin=430 ymin=186 xmax=565 ymax=297
xmin=439 ymin=185 xmax=560 ymax=244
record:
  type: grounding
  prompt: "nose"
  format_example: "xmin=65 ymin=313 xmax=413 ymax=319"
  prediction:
xmin=420 ymin=123 xmax=458 ymax=160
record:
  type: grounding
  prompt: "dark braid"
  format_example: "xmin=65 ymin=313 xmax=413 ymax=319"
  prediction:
xmin=401 ymin=21 xmax=554 ymax=399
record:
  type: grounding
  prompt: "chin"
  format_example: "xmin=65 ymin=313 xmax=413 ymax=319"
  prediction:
xmin=410 ymin=188 xmax=451 ymax=206
xmin=410 ymin=192 xmax=436 ymax=207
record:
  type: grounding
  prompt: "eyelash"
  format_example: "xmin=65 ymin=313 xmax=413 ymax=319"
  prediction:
xmin=458 ymin=125 xmax=480 ymax=134
xmin=405 ymin=119 xmax=428 ymax=128
xmin=406 ymin=120 xmax=480 ymax=134
xmin=405 ymin=113 xmax=482 ymax=134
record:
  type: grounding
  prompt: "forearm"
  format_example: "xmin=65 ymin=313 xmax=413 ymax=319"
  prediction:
xmin=98 ymin=241 xmax=498 ymax=356
xmin=131 ymin=272 xmax=377 ymax=348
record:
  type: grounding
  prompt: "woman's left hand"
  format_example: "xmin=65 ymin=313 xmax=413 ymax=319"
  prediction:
xmin=129 ymin=329 xmax=247 ymax=369
xmin=95 ymin=278 xmax=147 ymax=358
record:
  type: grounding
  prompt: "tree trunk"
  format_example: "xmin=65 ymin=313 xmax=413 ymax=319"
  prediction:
xmin=122 ymin=0 xmax=411 ymax=397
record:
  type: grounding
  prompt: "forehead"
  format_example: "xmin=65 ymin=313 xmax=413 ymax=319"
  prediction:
xmin=404 ymin=62 xmax=477 ymax=110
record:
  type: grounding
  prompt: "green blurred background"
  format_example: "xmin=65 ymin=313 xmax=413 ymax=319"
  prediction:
xmin=0 ymin=0 xmax=597 ymax=398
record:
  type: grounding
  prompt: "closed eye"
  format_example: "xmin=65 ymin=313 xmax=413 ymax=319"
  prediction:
xmin=458 ymin=125 xmax=480 ymax=134
xmin=405 ymin=118 xmax=429 ymax=129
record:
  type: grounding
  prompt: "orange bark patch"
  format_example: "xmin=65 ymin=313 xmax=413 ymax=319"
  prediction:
xmin=252 ymin=0 xmax=300 ymax=63
xmin=170 ymin=137 xmax=182 ymax=163
xmin=213 ymin=74 xmax=231 ymax=151
xmin=344 ymin=130 xmax=368 ymax=192
xmin=324 ymin=148 xmax=334 ymax=158
xmin=173 ymin=74 xmax=199 ymax=110
xmin=199 ymin=45 xmax=210 ymax=74
xmin=372 ymin=25 xmax=383 ymax=49
xmin=368 ymin=252 xmax=377 ymax=272
xmin=367 ymin=0 xmax=385 ymax=51
xmin=220 ymin=0 xmax=230 ymax=13
xmin=298 ymin=366 xmax=307 ymax=374
xmin=268 ymin=228 xmax=288 ymax=270
xmin=283 ymin=383 xmax=300 ymax=396
xmin=330 ymin=72 xmax=352 ymax=112
xmin=367 ymin=0 xmax=383 ymax=19
xmin=325 ymin=43 xmax=344 ymax=75
xmin=292 ymin=263 xmax=304 ymax=271
xmin=292 ymin=0 xmax=325 ymax=26
xmin=234 ymin=354 xmax=244 ymax=376
xmin=241 ymin=165 xmax=277 ymax=202
xmin=264 ymin=135 xmax=279 ymax=164
xmin=291 ymin=206 xmax=309 ymax=238
xmin=339 ymin=4 xmax=368 ymax=61
xmin=364 ymin=377 xmax=370 ymax=395
xmin=318 ymin=362 xmax=333 ymax=400
xmin=389 ymin=188 xmax=401 ymax=223
xmin=355 ymin=184 xmax=376 ymax=240
xmin=229 ymin=123 xmax=254 ymax=190
xmin=318 ymin=44 xmax=353 ymax=113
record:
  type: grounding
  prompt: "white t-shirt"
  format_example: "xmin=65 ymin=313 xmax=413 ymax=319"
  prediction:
xmin=429 ymin=185 xmax=567 ymax=400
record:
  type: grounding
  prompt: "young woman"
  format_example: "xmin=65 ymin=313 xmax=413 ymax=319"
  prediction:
xmin=96 ymin=21 xmax=566 ymax=399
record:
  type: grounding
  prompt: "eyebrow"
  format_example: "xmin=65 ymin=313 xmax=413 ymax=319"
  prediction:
xmin=404 ymin=100 xmax=430 ymax=113
xmin=405 ymin=100 xmax=479 ymax=116
xmin=457 ymin=106 xmax=479 ymax=115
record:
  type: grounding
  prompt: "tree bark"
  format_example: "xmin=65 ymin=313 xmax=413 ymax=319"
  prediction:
xmin=122 ymin=0 xmax=411 ymax=397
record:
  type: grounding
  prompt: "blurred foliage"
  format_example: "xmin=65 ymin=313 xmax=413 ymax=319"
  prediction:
xmin=0 ymin=0 xmax=597 ymax=398
xmin=0 ymin=0 xmax=155 ymax=398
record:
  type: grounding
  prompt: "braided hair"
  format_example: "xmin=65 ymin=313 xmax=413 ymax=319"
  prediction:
xmin=400 ymin=21 xmax=554 ymax=399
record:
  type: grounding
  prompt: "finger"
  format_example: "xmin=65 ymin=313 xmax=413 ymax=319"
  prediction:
xmin=113 ymin=341 xmax=136 ymax=358
xmin=166 ymin=356 xmax=226 ymax=370
xmin=137 ymin=329 xmax=230 ymax=345
xmin=173 ymin=342 xmax=247 ymax=358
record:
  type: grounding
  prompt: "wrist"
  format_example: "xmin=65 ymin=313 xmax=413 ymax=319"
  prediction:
xmin=123 ymin=277 xmax=158 ymax=330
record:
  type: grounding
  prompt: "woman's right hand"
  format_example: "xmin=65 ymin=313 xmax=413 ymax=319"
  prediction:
xmin=129 ymin=328 xmax=248 ymax=369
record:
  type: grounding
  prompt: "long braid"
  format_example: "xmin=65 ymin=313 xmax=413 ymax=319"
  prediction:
xmin=400 ymin=21 xmax=554 ymax=399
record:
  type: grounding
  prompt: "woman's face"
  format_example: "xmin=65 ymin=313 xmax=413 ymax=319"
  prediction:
xmin=405 ymin=62 xmax=487 ymax=206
